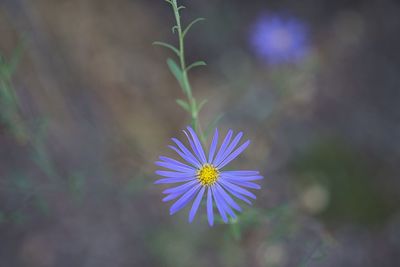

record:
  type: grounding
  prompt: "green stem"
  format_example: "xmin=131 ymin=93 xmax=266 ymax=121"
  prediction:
xmin=170 ymin=0 xmax=206 ymax=144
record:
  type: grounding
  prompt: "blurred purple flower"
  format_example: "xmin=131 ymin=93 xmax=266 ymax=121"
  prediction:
xmin=155 ymin=126 xmax=263 ymax=226
xmin=250 ymin=14 xmax=309 ymax=63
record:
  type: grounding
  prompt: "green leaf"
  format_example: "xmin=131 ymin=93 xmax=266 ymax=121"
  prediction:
xmin=205 ymin=113 xmax=224 ymax=138
xmin=196 ymin=99 xmax=208 ymax=114
xmin=167 ymin=58 xmax=185 ymax=90
xmin=171 ymin=25 xmax=179 ymax=34
xmin=177 ymin=5 xmax=186 ymax=11
xmin=68 ymin=172 xmax=86 ymax=202
xmin=9 ymin=39 xmax=25 ymax=75
xmin=0 ymin=83 xmax=14 ymax=104
xmin=229 ymin=218 xmax=241 ymax=240
xmin=183 ymin=18 xmax=205 ymax=38
xmin=192 ymin=98 xmax=197 ymax=113
xmin=176 ymin=99 xmax=190 ymax=112
xmin=0 ymin=40 xmax=24 ymax=80
xmin=10 ymin=211 xmax=27 ymax=225
xmin=153 ymin=41 xmax=180 ymax=57
xmin=186 ymin=61 xmax=206 ymax=72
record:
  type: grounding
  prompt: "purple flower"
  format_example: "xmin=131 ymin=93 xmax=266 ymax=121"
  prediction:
xmin=155 ymin=126 xmax=263 ymax=226
xmin=250 ymin=14 xmax=309 ymax=63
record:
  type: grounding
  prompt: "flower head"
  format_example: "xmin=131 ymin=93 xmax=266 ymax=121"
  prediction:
xmin=155 ymin=126 xmax=263 ymax=226
xmin=250 ymin=14 xmax=309 ymax=63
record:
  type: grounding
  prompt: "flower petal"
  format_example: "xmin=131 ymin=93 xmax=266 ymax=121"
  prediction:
xmin=211 ymin=186 xmax=228 ymax=223
xmin=163 ymin=190 xmax=188 ymax=202
xmin=186 ymin=127 xmax=207 ymax=164
xmin=213 ymin=186 xmax=236 ymax=219
xmin=154 ymin=176 xmax=196 ymax=184
xmin=169 ymin=145 xmax=201 ymax=168
xmin=183 ymin=130 xmax=203 ymax=163
xmin=226 ymin=180 xmax=261 ymax=189
xmin=208 ymin=128 xmax=219 ymax=163
xmin=155 ymin=127 xmax=262 ymax=225
xmin=159 ymin=156 xmax=194 ymax=170
xmin=217 ymin=140 xmax=250 ymax=168
xmin=220 ymin=172 xmax=263 ymax=181
xmin=221 ymin=170 xmax=260 ymax=176
xmin=171 ymin=138 xmax=202 ymax=166
xmin=189 ymin=186 xmax=206 ymax=223
xmin=213 ymin=130 xmax=233 ymax=165
xmin=207 ymin=187 xmax=214 ymax=226
xmin=222 ymin=185 xmax=252 ymax=205
xmin=214 ymin=132 xmax=242 ymax=166
xmin=155 ymin=161 xmax=195 ymax=173
xmin=219 ymin=179 xmax=257 ymax=199
xmin=162 ymin=180 xmax=199 ymax=194
xmin=170 ymin=184 xmax=201 ymax=215
xmin=155 ymin=170 xmax=196 ymax=178
xmin=215 ymin=183 xmax=242 ymax=212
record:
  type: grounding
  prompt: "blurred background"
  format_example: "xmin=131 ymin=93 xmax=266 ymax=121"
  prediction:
xmin=1 ymin=0 xmax=400 ymax=266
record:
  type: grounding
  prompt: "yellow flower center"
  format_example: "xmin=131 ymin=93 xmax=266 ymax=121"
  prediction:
xmin=197 ymin=164 xmax=219 ymax=186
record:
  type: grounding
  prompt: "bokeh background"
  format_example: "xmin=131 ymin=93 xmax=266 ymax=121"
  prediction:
xmin=1 ymin=0 xmax=400 ymax=266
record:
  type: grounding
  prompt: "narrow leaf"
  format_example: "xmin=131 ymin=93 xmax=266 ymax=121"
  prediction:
xmin=172 ymin=25 xmax=179 ymax=34
xmin=176 ymin=99 xmax=190 ymax=112
xmin=153 ymin=41 xmax=180 ymax=56
xmin=9 ymin=40 xmax=25 ymax=76
xmin=186 ymin=61 xmax=207 ymax=72
xmin=197 ymin=99 xmax=208 ymax=114
xmin=229 ymin=218 xmax=241 ymax=240
xmin=183 ymin=18 xmax=206 ymax=38
xmin=167 ymin=58 xmax=185 ymax=89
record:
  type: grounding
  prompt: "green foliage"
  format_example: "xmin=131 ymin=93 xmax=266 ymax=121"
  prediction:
xmin=186 ymin=61 xmax=207 ymax=72
xmin=10 ymin=210 xmax=28 ymax=225
xmin=123 ymin=175 xmax=148 ymax=196
xmin=293 ymin=139 xmax=398 ymax=226
xmin=0 ymin=44 xmax=28 ymax=141
xmin=267 ymin=205 xmax=298 ymax=242
xmin=154 ymin=0 xmax=214 ymax=143
xmin=167 ymin=58 xmax=186 ymax=93
xmin=0 ymin=48 xmax=57 ymax=224
xmin=0 ymin=43 xmax=23 ymax=81
xmin=30 ymin=119 xmax=59 ymax=179
xmin=183 ymin=18 xmax=205 ymax=38
xmin=228 ymin=217 xmax=241 ymax=240
xmin=68 ymin=172 xmax=86 ymax=201
xmin=153 ymin=41 xmax=180 ymax=56
xmin=176 ymin=99 xmax=190 ymax=112
xmin=196 ymin=99 xmax=208 ymax=115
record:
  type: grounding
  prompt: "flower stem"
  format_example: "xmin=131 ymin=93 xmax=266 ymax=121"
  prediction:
xmin=170 ymin=0 xmax=206 ymax=144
